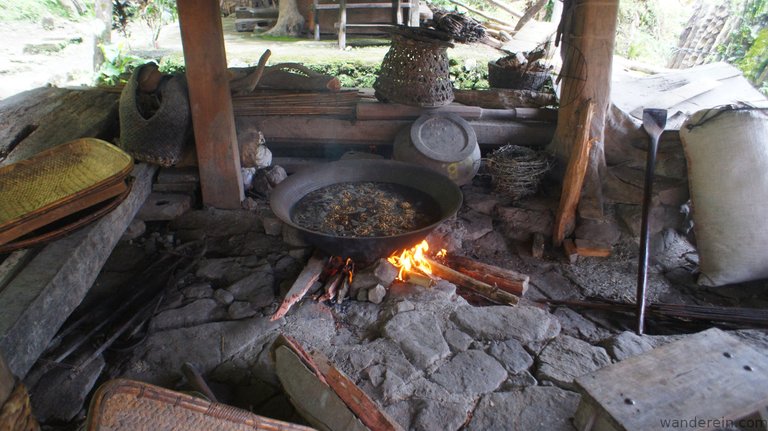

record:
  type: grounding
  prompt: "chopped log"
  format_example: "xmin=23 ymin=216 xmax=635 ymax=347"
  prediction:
xmin=563 ymin=238 xmax=578 ymax=263
xmin=531 ymin=232 xmax=545 ymax=258
xmin=442 ymin=255 xmax=529 ymax=296
xmin=552 ymin=99 xmax=595 ymax=247
xmin=453 ymin=88 xmax=558 ymax=109
xmin=229 ymin=49 xmax=272 ymax=95
xmin=574 ymin=238 xmax=611 ymax=257
xmin=426 ymin=257 xmax=519 ymax=305
xmin=271 ymin=254 xmax=326 ymax=321
xmin=259 ymin=63 xmax=341 ymax=92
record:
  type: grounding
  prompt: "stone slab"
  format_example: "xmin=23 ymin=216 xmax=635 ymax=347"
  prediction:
xmin=0 ymin=163 xmax=156 ymax=377
xmin=466 ymin=387 xmax=581 ymax=431
xmin=136 ymin=192 xmax=193 ymax=221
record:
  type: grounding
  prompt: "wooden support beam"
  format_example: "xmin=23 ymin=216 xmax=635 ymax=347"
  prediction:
xmin=548 ymin=0 xmax=619 ymax=220
xmin=553 ymin=99 xmax=594 ymax=247
xmin=177 ymin=0 xmax=243 ymax=209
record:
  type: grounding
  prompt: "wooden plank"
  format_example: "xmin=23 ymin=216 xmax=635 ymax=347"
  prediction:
xmin=553 ymin=100 xmax=595 ymax=247
xmin=270 ymin=254 xmax=325 ymax=321
xmin=0 ymin=87 xmax=119 ymax=166
xmin=0 ymin=164 xmax=156 ymax=378
xmin=177 ymin=0 xmax=243 ymax=209
xmin=355 ymin=100 xmax=557 ymax=122
xmin=574 ymin=239 xmax=611 ymax=258
xmin=235 ymin=116 xmax=556 ymax=147
xmin=575 ymin=328 xmax=768 ymax=431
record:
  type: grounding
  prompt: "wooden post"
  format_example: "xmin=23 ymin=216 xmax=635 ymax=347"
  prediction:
xmin=548 ymin=0 xmax=619 ymax=220
xmin=338 ymin=0 xmax=347 ymax=49
xmin=177 ymin=0 xmax=244 ymax=209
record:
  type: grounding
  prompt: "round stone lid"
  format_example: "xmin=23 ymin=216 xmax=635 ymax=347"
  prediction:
xmin=409 ymin=113 xmax=478 ymax=163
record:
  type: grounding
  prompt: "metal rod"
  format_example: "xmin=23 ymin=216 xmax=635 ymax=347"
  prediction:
xmin=637 ymin=108 xmax=667 ymax=335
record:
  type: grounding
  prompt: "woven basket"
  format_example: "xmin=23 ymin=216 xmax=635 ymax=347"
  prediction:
xmin=86 ymin=379 xmax=314 ymax=431
xmin=374 ymin=27 xmax=455 ymax=107
xmin=0 ymin=383 xmax=40 ymax=431
xmin=488 ymin=60 xmax=550 ymax=91
xmin=486 ymin=145 xmax=551 ymax=200
xmin=119 ymin=64 xmax=192 ymax=167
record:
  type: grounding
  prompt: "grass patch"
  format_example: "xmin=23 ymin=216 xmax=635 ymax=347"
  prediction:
xmin=0 ymin=0 xmax=75 ymax=21
xmin=252 ymin=34 xmax=305 ymax=43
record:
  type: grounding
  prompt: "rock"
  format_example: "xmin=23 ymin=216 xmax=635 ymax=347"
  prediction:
xmin=426 ymin=218 xmax=466 ymax=252
xmin=487 ymin=339 xmax=533 ymax=374
xmin=213 ymin=288 xmax=235 ymax=305
xmin=152 ymin=182 xmax=199 ymax=194
xmin=536 ymin=335 xmax=611 ymax=389
xmin=121 ymin=218 xmax=146 ymax=241
xmin=367 ymin=284 xmax=387 ymax=304
xmin=444 ymin=328 xmax=474 ymax=353
xmin=30 ymin=354 xmax=105 ymax=422
xmin=265 ymin=165 xmax=287 ymax=186
xmin=616 ymin=203 xmax=683 ymax=238
xmin=530 ymin=269 xmax=578 ymax=301
xmin=225 ymin=269 xmax=275 ymax=308
xmin=282 ymin=225 xmax=308 ymax=247
xmin=604 ymin=331 xmax=654 ymax=361
xmin=733 ymin=329 xmax=768 ymax=353
xmin=172 ymin=208 xmax=263 ymax=240
xmin=467 ymin=230 xmax=510 ymax=257
xmin=462 ymin=186 xmax=499 ymax=215
xmin=195 ymin=256 xmax=267 ymax=284
xmin=393 ymin=300 xmax=415 ymax=314
xmin=574 ymin=218 xmax=622 ymax=246
xmin=356 ymin=288 xmax=368 ymax=302
xmin=383 ymin=311 xmax=450 ymax=369
xmin=345 ymin=302 xmax=380 ymax=328
xmin=125 ymin=317 xmax=282 ymax=386
xmin=500 ymin=370 xmax=537 ymax=389
xmin=239 ymin=130 xmax=270 ymax=168
xmin=495 ymin=206 xmax=554 ymax=241
xmin=181 ymin=282 xmax=214 ymax=299
xmin=411 ymin=398 xmax=471 ymax=431
xmin=136 ymin=193 xmax=192 ymax=221
xmin=553 ymin=307 xmax=611 ymax=344
xmin=450 ymin=305 xmax=560 ymax=346
xmin=459 ymin=210 xmax=494 ymax=241
xmin=241 ymin=167 xmax=257 ymax=190
xmin=228 ymin=301 xmax=258 ymax=319
xmin=429 ymin=350 xmax=506 ymax=397
xmin=261 ymin=213 xmax=283 ymax=236
xmin=157 ymin=167 xmax=200 ymax=184
xmin=350 ymin=259 xmax=398 ymax=295
xmin=149 ymin=299 xmax=228 ymax=332
xmin=466 ymin=387 xmax=580 ymax=431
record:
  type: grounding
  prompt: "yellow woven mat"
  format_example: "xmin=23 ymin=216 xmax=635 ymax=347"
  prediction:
xmin=0 ymin=138 xmax=133 ymax=229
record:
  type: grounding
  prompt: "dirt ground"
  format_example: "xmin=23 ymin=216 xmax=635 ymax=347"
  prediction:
xmin=0 ymin=15 xmax=507 ymax=102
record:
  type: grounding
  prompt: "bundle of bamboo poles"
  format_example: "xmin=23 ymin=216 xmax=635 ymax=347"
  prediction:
xmin=232 ymin=90 xmax=359 ymax=118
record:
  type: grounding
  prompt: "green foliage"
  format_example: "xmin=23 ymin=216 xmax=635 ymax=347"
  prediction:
xmin=449 ymin=57 xmax=489 ymax=89
xmin=137 ymin=0 xmax=178 ymax=48
xmin=0 ymin=0 xmax=75 ymax=21
xmin=614 ymin=0 xmax=684 ymax=65
xmin=305 ymin=58 xmax=488 ymax=89
xmin=716 ymin=0 xmax=768 ymax=88
xmin=96 ymin=42 xmax=149 ymax=86
xmin=158 ymin=53 xmax=186 ymax=75
xmin=306 ymin=62 xmax=380 ymax=88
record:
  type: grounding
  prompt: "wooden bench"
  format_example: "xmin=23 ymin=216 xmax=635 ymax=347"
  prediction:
xmin=312 ymin=0 xmax=418 ymax=48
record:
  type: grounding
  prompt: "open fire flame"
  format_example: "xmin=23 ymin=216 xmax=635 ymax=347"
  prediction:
xmin=387 ymin=240 xmax=446 ymax=282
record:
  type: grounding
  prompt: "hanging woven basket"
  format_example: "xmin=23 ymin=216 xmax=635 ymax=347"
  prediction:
xmin=374 ymin=27 xmax=455 ymax=108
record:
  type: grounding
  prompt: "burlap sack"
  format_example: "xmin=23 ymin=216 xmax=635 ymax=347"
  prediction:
xmin=679 ymin=107 xmax=768 ymax=286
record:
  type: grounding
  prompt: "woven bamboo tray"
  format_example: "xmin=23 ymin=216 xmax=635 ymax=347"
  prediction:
xmin=87 ymin=379 xmax=316 ymax=431
xmin=0 ymin=138 xmax=133 ymax=246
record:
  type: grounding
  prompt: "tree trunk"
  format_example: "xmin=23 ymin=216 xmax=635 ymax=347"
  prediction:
xmin=548 ymin=0 xmax=619 ymax=220
xmin=266 ymin=0 xmax=306 ymax=36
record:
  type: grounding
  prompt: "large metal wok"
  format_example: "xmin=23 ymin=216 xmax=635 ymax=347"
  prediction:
xmin=270 ymin=159 xmax=463 ymax=261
